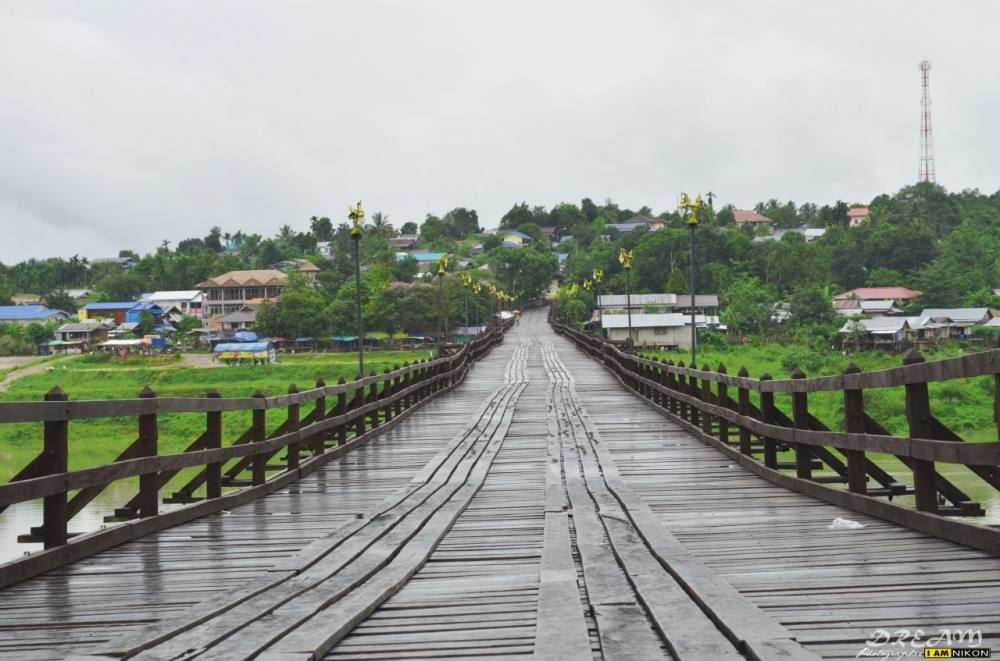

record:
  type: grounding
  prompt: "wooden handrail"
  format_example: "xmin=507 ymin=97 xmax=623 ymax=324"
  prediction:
xmin=0 ymin=354 xmax=466 ymax=423
xmin=0 ymin=321 xmax=513 ymax=558
xmin=550 ymin=312 xmax=1000 ymax=554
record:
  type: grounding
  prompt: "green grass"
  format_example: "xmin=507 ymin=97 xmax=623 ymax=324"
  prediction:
xmin=0 ymin=350 xmax=429 ymax=484
xmin=646 ymin=342 xmax=996 ymax=440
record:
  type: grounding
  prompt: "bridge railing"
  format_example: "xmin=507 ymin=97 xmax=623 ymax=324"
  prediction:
xmin=551 ymin=313 xmax=1000 ymax=555
xmin=0 ymin=321 xmax=511 ymax=586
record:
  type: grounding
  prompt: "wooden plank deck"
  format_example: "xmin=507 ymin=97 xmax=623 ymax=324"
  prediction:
xmin=555 ymin=326 xmax=1000 ymax=660
xmin=0 ymin=341 xmax=514 ymax=660
xmin=0 ymin=310 xmax=995 ymax=660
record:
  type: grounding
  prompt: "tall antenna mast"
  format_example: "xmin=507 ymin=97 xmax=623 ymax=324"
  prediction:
xmin=918 ymin=59 xmax=936 ymax=183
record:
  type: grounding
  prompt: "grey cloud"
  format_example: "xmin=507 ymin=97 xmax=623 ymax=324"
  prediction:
xmin=1 ymin=0 xmax=998 ymax=262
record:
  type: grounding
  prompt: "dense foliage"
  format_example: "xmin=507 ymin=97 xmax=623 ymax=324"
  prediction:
xmin=3 ymin=182 xmax=999 ymax=347
xmin=553 ymin=183 xmax=1000 ymax=342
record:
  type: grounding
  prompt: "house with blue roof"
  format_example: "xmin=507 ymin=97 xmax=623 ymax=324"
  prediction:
xmin=125 ymin=302 xmax=164 ymax=324
xmin=79 ymin=301 xmax=140 ymax=324
xmin=0 ymin=305 xmax=70 ymax=325
xmin=502 ymin=231 xmax=534 ymax=248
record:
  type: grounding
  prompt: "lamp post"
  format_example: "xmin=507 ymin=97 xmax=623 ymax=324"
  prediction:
xmin=348 ymin=200 xmax=366 ymax=377
xmin=678 ymin=193 xmax=705 ymax=368
xmin=460 ymin=271 xmax=472 ymax=331
xmin=472 ymin=281 xmax=482 ymax=330
xmin=436 ymin=254 xmax=449 ymax=356
xmin=618 ymin=248 xmax=634 ymax=350
xmin=592 ymin=267 xmax=603 ymax=336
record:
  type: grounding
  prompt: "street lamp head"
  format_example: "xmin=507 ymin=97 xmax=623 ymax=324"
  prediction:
xmin=592 ymin=267 xmax=603 ymax=283
xmin=436 ymin=254 xmax=449 ymax=276
xmin=349 ymin=200 xmax=365 ymax=238
xmin=618 ymin=248 xmax=633 ymax=270
xmin=679 ymin=192 xmax=705 ymax=227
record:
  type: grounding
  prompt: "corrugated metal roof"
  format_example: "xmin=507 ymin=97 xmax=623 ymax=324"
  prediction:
xmin=213 ymin=342 xmax=273 ymax=352
xmin=83 ymin=301 xmax=138 ymax=310
xmin=834 ymin=287 xmax=921 ymax=300
xmin=0 ymin=305 xmax=65 ymax=320
xmin=601 ymin=313 xmax=687 ymax=329
xmin=599 ymin=294 xmax=677 ymax=307
xmin=839 ymin=317 xmax=908 ymax=334
xmin=918 ymin=308 xmax=991 ymax=324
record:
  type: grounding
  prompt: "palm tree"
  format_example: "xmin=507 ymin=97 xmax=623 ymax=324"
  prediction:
xmin=277 ymin=225 xmax=296 ymax=243
xmin=370 ymin=211 xmax=394 ymax=237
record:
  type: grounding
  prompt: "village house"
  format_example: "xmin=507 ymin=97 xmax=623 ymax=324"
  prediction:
xmin=502 ymin=231 xmax=533 ymax=248
xmin=753 ymin=227 xmax=826 ymax=243
xmin=539 ymin=226 xmax=558 ymax=246
xmin=732 ymin=209 xmax=773 ymax=230
xmin=388 ymin=235 xmax=419 ymax=251
xmin=833 ymin=287 xmax=921 ymax=316
xmin=79 ymin=301 xmax=139 ymax=324
xmin=0 ymin=305 xmax=70 ymax=325
xmin=847 ymin=207 xmax=870 ymax=227
xmin=597 ymin=293 xmax=720 ymax=317
xmin=139 ymin=290 xmax=203 ymax=316
xmin=599 ymin=313 xmax=723 ymax=349
xmin=53 ymin=319 xmax=109 ymax=348
xmin=606 ymin=215 xmax=665 ymax=234
xmin=396 ymin=252 xmax=446 ymax=274
xmin=197 ymin=269 xmax=289 ymax=319
xmin=212 ymin=305 xmax=258 ymax=331
xmin=835 ymin=299 xmax=902 ymax=318
xmin=602 ymin=313 xmax=689 ymax=348
xmin=839 ymin=317 xmax=910 ymax=351
xmin=906 ymin=308 xmax=994 ymax=342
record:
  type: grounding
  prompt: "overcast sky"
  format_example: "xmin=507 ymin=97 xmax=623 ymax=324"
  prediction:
xmin=1 ymin=1 xmax=998 ymax=263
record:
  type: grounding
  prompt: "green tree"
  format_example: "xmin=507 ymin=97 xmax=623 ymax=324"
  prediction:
xmin=721 ymin=277 xmax=776 ymax=337
xmin=442 ymin=208 xmax=480 ymax=239
xmin=43 ymin=290 xmax=77 ymax=313
xmin=788 ymin=285 xmax=836 ymax=327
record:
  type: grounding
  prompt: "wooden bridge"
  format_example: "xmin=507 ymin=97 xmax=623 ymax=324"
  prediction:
xmin=0 ymin=310 xmax=998 ymax=659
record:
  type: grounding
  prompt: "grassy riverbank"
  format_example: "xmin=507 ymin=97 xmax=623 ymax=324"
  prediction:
xmin=0 ymin=350 xmax=430 ymax=482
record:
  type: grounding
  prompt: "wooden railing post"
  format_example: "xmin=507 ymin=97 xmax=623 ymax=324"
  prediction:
xmin=666 ymin=360 xmax=678 ymax=415
xmin=737 ymin=367 xmax=752 ymax=456
xmin=137 ymin=386 xmax=158 ymax=518
xmin=206 ymin=389 xmax=222 ymax=500
xmin=402 ymin=362 xmax=413 ymax=409
xmin=392 ymin=365 xmax=403 ymax=417
xmin=354 ymin=374 xmax=366 ymax=437
xmin=701 ymin=363 xmax=713 ymax=436
xmin=381 ymin=368 xmax=392 ymax=422
xmin=368 ymin=371 xmax=380 ymax=429
xmin=252 ymin=389 xmax=267 ymax=486
xmin=677 ymin=361 xmax=689 ymax=421
xmin=286 ymin=384 xmax=300 ymax=471
xmin=336 ymin=376 xmax=347 ymax=446
xmin=904 ymin=350 xmax=937 ymax=513
xmin=716 ymin=364 xmax=729 ymax=446
xmin=312 ymin=379 xmax=326 ymax=456
xmin=42 ymin=386 xmax=68 ymax=549
xmin=759 ymin=374 xmax=777 ymax=469
xmin=842 ymin=363 xmax=867 ymax=495
xmin=791 ymin=368 xmax=811 ymax=480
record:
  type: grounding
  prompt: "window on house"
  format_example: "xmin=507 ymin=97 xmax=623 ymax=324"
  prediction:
xmin=653 ymin=327 xmax=668 ymax=336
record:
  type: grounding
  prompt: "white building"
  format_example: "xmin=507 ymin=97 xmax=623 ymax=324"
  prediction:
xmin=600 ymin=313 xmax=723 ymax=349
xmin=139 ymin=290 xmax=203 ymax=316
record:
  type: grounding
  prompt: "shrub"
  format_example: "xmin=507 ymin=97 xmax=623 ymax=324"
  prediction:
xmin=779 ymin=347 xmax=824 ymax=374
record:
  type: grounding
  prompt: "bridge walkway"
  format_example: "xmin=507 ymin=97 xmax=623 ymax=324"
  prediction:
xmin=0 ymin=311 xmax=996 ymax=659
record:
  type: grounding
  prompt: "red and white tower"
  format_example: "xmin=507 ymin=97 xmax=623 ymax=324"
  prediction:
xmin=918 ymin=59 xmax=936 ymax=183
